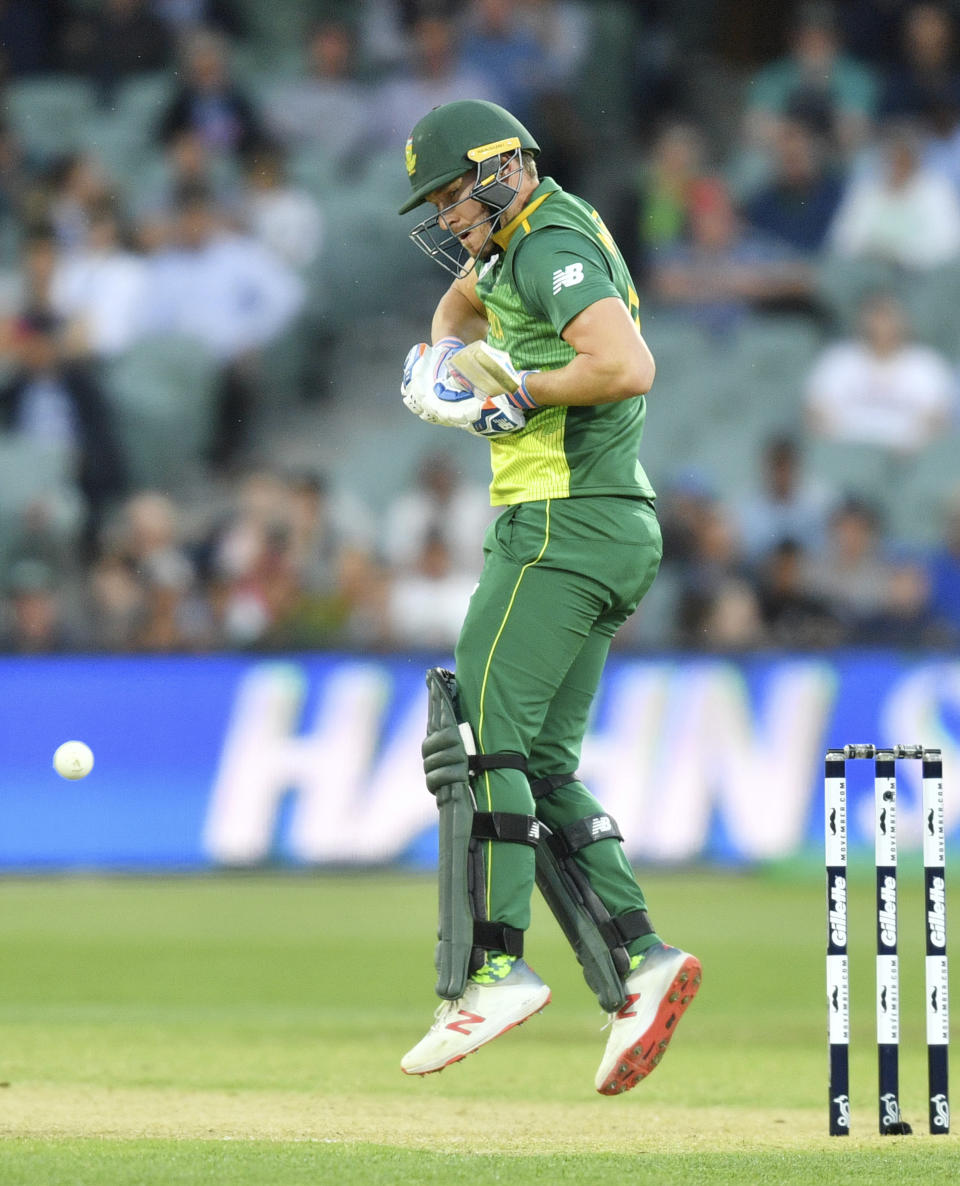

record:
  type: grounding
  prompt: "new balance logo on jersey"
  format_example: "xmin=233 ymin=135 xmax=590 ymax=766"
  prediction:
xmin=591 ymin=815 xmax=614 ymax=838
xmin=552 ymin=262 xmax=584 ymax=294
xmin=528 ymin=819 xmax=541 ymax=842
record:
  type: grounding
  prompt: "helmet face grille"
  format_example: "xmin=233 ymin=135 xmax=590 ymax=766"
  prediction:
xmin=408 ymin=151 xmax=525 ymax=278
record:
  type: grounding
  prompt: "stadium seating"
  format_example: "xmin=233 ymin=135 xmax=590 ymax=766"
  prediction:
xmin=102 ymin=335 xmax=220 ymax=489
xmin=0 ymin=434 xmax=78 ymax=578
xmin=4 ymin=76 xmax=98 ymax=163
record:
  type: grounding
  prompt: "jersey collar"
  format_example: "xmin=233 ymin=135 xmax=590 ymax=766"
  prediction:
xmin=492 ymin=178 xmax=561 ymax=251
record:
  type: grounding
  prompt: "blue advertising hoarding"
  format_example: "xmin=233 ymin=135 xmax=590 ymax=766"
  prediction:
xmin=0 ymin=653 xmax=958 ymax=869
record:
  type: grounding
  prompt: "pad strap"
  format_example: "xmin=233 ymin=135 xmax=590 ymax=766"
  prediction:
xmin=598 ymin=909 xmax=655 ymax=948
xmin=472 ymin=812 xmax=541 ymax=848
xmin=529 ymin=772 xmax=577 ymax=800
xmin=470 ymin=752 xmax=528 ymax=774
xmin=473 ymin=919 xmax=524 ymax=957
xmin=549 ymin=812 xmax=623 ymax=857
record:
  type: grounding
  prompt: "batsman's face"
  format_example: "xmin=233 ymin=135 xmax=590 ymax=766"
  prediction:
xmin=428 ymin=173 xmax=498 ymax=259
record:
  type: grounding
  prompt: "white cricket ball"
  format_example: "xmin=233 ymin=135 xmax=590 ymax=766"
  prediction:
xmin=53 ymin=740 xmax=94 ymax=781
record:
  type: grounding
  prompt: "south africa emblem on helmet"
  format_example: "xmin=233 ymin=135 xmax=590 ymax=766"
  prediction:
xmin=405 ymin=137 xmax=417 ymax=177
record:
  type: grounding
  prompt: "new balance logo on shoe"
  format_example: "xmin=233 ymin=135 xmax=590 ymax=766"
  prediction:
xmin=552 ymin=262 xmax=584 ymax=294
xmin=616 ymin=992 xmax=641 ymax=1019
xmin=446 ymin=1010 xmax=485 ymax=1035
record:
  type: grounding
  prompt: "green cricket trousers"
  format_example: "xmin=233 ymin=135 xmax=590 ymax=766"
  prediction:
xmin=454 ymin=494 xmax=663 ymax=956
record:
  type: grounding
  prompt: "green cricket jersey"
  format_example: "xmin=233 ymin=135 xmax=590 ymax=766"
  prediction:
xmin=473 ymin=177 xmax=656 ymax=506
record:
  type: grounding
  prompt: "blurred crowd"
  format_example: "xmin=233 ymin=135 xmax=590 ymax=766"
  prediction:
xmin=0 ymin=0 xmax=959 ymax=653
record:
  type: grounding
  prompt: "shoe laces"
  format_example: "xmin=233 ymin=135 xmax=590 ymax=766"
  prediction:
xmin=429 ymin=997 xmax=462 ymax=1030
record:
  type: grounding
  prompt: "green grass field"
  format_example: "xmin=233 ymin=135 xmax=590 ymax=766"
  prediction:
xmin=0 ymin=868 xmax=955 ymax=1184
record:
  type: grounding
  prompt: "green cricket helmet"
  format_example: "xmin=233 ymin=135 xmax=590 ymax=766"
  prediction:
xmin=399 ymin=99 xmax=540 ymax=277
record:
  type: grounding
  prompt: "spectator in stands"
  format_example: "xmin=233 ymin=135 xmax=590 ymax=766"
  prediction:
xmin=197 ymin=468 xmax=375 ymax=650
xmin=927 ymin=486 xmax=960 ymax=640
xmin=137 ymin=182 xmax=304 ymax=465
xmin=0 ymin=559 xmax=78 ymax=653
xmin=262 ymin=18 xmax=370 ymax=170
xmin=156 ymin=28 xmax=265 ymax=159
xmin=735 ymin=434 xmax=838 ymax=563
xmin=698 ymin=577 xmax=767 ymax=650
xmin=672 ymin=492 xmax=760 ymax=648
xmin=633 ymin=122 xmax=707 ymax=270
xmin=4 ymin=492 xmax=85 ymax=585
xmin=921 ymin=92 xmax=960 ymax=194
xmin=241 ymin=142 xmax=324 ymax=271
xmin=367 ymin=15 xmax=502 ymax=153
xmin=205 ymin=467 xmax=380 ymax=649
xmin=513 ymin=0 xmax=593 ymax=193
xmin=744 ymin=116 xmax=845 ymax=254
xmin=460 ymin=0 xmax=545 ymax=122
xmin=827 ymin=120 xmax=960 ymax=269
xmin=898 ymin=4 xmax=960 ymax=198
xmin=879 ymin=3 xmax=960 ymax=121
xmin=757 ymin=538 xmax=845 ymax=649
xmin=519 ymin=0 xmax=593 ymax=89
xmin=649 ymin=176 xmax=815 ymax=334
xmin=744 ymin=2 xmax=878 ymax=156
xmin=50 ymin=199 xmax=149 ymax=360
xmin=385 ymin=526 xmax=479 ymax=649
xmin=121 ymin=490 xmax=202 ymax=650
xmin=59 ymin=0 xmax=174 ymax=105
xmin=802 ymin=496 xmax=897 ymax=634
xmin=0 ymin=225 xmax=59 ymax=323
xmin=0 ymin=310 xmax=127 ymax=526
xmin=86 ymin=547 xmax=143 ymax=650
xmin=858 ymin=550 xmax=937 ymax=647
xmin=382 ymin=450 xmax=494 ymax=580
xmin=132 ymin=129 xmax=241 ymax=250
xmin=804 ymin=290 xmax=956 ymax=452
xmin=283 ymin=470 xmax=376 ymax=596
xmin=42 ymin=153 xmax=114 ymax=253
xmin=657 ymin=471 xmax=717 ymax=568
xmin=87 ymin=491 xmax=205 ymax=651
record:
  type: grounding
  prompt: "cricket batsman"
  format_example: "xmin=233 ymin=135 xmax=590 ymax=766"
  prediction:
xmin=398 ymin=99 xmax=701 ymax=1095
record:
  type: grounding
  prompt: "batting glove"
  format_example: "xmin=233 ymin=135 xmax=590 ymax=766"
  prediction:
xmin=463 ymin=395 xmax=526 ymax=437
xmin=448 ymin=342 xmax=539 ymax=411
xmin=401 ymin=341 xmax=526 ymax=435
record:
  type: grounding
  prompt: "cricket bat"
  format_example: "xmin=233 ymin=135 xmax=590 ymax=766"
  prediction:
xmin=449 ymin=340 xmax=518 ymax=398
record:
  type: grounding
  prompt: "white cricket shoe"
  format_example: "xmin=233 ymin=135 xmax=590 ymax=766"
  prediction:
xmin=401 ymin=958 xmax=551 ymax=1076
xmin=595 ymin=942 xmax=702 ymax=1096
